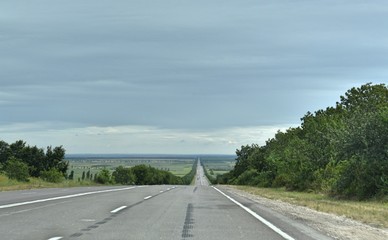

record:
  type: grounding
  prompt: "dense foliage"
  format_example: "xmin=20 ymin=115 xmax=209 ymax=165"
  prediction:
xmin=181 ymin=159 xmax=198 ymax=185
xmin=131 ymin=164 xmax=183 ymax=185
xmin=200 ymin=161 xmax=217 ymax=184
xmin=112 ymin=166 xmax=136 ymax=185
xmin=40 ymin=168 xmax=65 ymax=183
xmin=4 ymin=157 xmax=30 ymax=182
xmin=222 ymin=83 xmax=388 ymax=200
xmin=96 ymin=168 xmax=112 ymax=184
xmin=0 ymin=140 xmax=68 ymax=182
xmin=111 ymin=159 xmax=198 ymax=185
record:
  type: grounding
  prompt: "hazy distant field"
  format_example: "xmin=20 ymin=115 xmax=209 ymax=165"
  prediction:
xmin=66 ymin=155 xmax=197 ymax=180
xmin=66 ymin=154 xmax=235 ymax=181
xmin=200 ymin=155 xmax=235 ymax=177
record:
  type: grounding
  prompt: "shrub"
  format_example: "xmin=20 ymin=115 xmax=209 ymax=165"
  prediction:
xmin=235 ymin=169 xmax=259 ymax=185
xmin=40 ymin=168 xmax=64 ymax=183
xmin=96 ymin=169 xmax=111 ymax=184
xmin=5 ymin=157 xmax=30 ymax=182
xmin=112 ymin=166 xmax=136 ymax=185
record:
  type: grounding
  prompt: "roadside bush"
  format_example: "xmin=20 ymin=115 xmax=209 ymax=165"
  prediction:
xmin=112 ymin=166 xmax=136 ymax=185
xmin=131 ymin=165 xmax=149 ymax=185
xmin=202 ymin=165 xmax=216 ymax=184
xmin=255 ymin=171 xmax=275 ymax=188
xmin=216 ymin=172 xmax=233 ymax=184
xmin=5 ymin=157 xmax=30 ymax=182
xmin=40 ymin=168 xmax=64 ymax=183
xmin=96 ymin=169 xmax=111 ymax=184
xmin=181 ymin=159 xmax=197 ymax=185
xmin=68 ymin=170 xmax=74 ymax=180
xmin=234 ymin=169 xmax=259 ymax=185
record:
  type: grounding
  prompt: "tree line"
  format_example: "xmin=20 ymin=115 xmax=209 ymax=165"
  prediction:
xmin=0 ymin=141 xmax=199 ymax=186
xmin=218 ymin=83 xmax=388 ymax=200
xmin=0 ymin=140 xmax=68 ymax=182
xmin=107 ymin=159 xmax=198 ymax=185
xmin=201 ymin=161 xmax=217 ymax=184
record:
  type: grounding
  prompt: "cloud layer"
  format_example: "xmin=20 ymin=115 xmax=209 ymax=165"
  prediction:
xmin=1 ymin=0 xmax=387 ymax=153
xmin=0 ymin=123 xmax=293 ymax=154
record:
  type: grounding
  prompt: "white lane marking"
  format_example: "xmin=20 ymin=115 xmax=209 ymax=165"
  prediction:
xmin=160 ymin=191 xmax=164 ymax=193
xmin=48 ymin=237 xmax=63 ymax=240
xmin=144 ymin=195 xmax=152 ymax=200
xmin=0 ymin=187 xmax=137 ymax=210
xmin=110 ymin=206 xmax=127 ymax=213
xmin=166 ymin=188 xmax=171 ymax=191
xmin=212 ymin=187 xmax=295 ymax=240
xmin=81 ymin=219 xmax=96 ymax=222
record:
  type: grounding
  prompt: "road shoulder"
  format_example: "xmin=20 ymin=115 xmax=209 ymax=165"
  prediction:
xmin=221 ymin=185 xmax=388 ymax=240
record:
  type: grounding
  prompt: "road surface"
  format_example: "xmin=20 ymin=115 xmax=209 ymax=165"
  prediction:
xmin=194 ymin=158 xmax=209 ymax=186
xmin=0 ymin=163 xmax=332 ymax=240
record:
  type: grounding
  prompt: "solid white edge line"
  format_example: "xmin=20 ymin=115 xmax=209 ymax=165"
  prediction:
xmin=48 ymin=237 xmax=63 ymax=240
xmin=110 ymin=206 xmax=127 ymax=213
xmin=212 ymin=187 xmax=295 ymax=240
xmin=0 ymin=187 xmax=137 ymax=210
xmin=144 ymin=196 xmax=152 ymax=200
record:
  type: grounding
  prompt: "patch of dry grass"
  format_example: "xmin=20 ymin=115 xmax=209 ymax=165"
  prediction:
xmin=231 ymin=185 xmax=388 ymax=228
xmin=0 ymin=174 xmax=99 ymax=192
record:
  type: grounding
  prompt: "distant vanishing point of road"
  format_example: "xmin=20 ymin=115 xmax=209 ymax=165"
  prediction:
xmin=0 ymin=159 xmax=332 ymax=240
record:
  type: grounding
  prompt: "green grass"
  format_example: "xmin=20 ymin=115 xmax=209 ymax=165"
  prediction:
xmin=200 ymin=156 xmax=235 ymax=179
xmin=1 ymin=157 xmax=197 ymax=191
xmin=231 ymin=185 xmax=388 ymax=228
xmin=0 ymin=174 xmax=100 ymax=191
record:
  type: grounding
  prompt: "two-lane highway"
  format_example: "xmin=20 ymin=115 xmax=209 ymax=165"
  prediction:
xmin=195 ymin=158 xmax=209 ymax=186
xmin=0 ymin=164 xmax=332 ymax=240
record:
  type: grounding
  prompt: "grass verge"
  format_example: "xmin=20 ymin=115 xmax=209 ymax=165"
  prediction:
xmin=0 ymin=174 xmax=100 ymax=192
xmin=229 ymin=185 xmax=388 ymax=228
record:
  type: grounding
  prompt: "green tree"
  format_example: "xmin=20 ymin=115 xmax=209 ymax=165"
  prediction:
xmin=44 ymin=146 xmax=68 ymax=175
xmin=131 ymin=165 xmax=150 ymax=185
xmin=96 ymin=169 xmax=111 ymax=184
xmin=68 ymin=170 xmax=74 ymax=180
xmin=232 ymin=144 xmax=257 ymax=178
xmin=112 ymin=166 xmax=136 ymax=185
xmin=40 ymin=168 xmax=64 ymax=183
xmin=327 ymin=83 xmax=388 ymax=199
xmin=224 ymin=83 xmax=388 ymax=199
xmin=0 ymin=140 xmax=10 ymax=166
xmin=5 ymin=157 xmax=30 ymax=182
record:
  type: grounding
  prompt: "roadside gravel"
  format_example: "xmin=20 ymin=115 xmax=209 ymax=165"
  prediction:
xmin=223 ymin=186 xmax=388 ymax=240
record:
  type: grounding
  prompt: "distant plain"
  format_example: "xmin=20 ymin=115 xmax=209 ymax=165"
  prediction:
xmin=66 ymin=154 xmax=235 ymax=180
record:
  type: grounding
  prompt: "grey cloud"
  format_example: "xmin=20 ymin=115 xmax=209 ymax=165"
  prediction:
xmin=1 ymin=0 xmax=388 ymax=131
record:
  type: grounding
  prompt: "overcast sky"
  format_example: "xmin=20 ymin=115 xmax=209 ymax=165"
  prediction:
xmin=1 ymin=0 xmax=387 ymax=154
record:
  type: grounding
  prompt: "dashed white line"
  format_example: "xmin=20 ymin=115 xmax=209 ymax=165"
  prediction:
xmin=48 ymin=237 xmax=63 ymax=240
xmin=160 ymin=191 xmax=164 ymax=193
xmin=212 ymin=187 xmax=295 ymax=240
xmin=110 ymin=206 xmax=127 ymax=213
xmin=81 ymin=219 xmax=96 ymax=222
xmin=0 ymin=187 xmax=137 ymax=210
xmin=144 ymin=196 xmax=152 ymax=200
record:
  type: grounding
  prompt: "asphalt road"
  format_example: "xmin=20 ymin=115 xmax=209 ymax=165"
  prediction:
xmin=0 ymin=163 xmax=332 ymax=240
xmin=195 ymin=159 xmax=209 ymax=186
